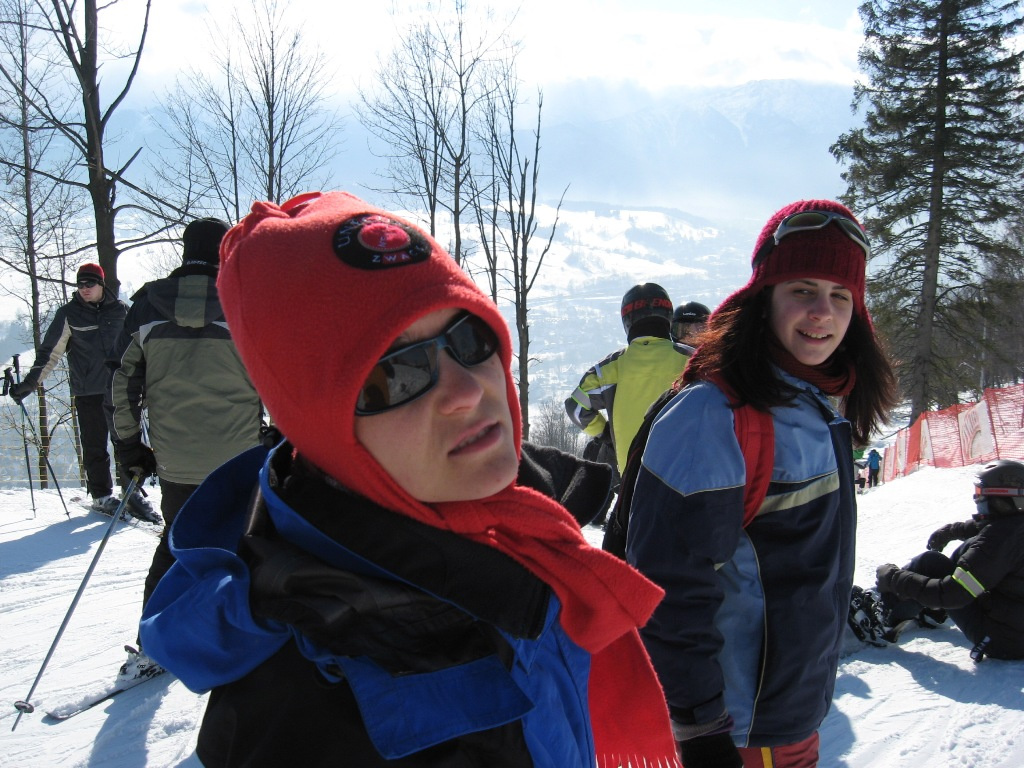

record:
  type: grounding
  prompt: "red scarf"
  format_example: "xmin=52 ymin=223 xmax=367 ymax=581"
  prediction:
xmin=438 ymin=484 xmax=680 ymax=766
xmin=766 ymin=331 xmax=856 ymax=396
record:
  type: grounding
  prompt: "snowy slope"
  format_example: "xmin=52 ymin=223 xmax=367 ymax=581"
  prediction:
xmin=2 ymin=466 xmax=1023 ymax=767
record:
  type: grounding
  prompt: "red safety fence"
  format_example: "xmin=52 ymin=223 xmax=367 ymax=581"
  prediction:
xmin=883 ymin=383 xmax=1024 ymax=482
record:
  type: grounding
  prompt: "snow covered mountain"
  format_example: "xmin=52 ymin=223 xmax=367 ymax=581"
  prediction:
xmin=479 ymin=200 xmax=757 ymax=409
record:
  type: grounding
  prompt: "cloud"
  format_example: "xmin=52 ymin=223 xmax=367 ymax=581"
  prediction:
xmin=127 ymin=0 xmax=863 ymax=101
xmin=516 ymin=6 xmax=862 ymax=89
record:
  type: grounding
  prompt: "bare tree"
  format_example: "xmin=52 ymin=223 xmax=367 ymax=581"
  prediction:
xmin=357 ymin=0 xmax=513 ymax=265
xmin=0 ymin=0 xmax=85 ymax=486
xmin=15 ymin=0 xmax=156 ymax=297
xmin=476 ymin=82 xmax=565 ymax=440
xmin=530 ymin=397 xmax=582 ymax=455
xmin=152 ymin=0 xmax=342 ymax=223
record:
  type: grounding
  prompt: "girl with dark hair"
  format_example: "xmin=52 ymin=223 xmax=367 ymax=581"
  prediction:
xmin=626 ymin=199 xmax=898 ymax=768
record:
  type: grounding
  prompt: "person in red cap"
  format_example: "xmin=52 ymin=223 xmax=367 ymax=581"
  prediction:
xmin=139 ymin=191 xmax=680 ymax=767
xmin=7 ymin=263 xmax=137 ymax=515
xmin=626 ymin=200 xmax=898 ymax=768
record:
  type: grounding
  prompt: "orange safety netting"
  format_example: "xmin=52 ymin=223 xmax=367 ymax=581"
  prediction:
xmin=883 ymin=384 xmax=1024 ymax=482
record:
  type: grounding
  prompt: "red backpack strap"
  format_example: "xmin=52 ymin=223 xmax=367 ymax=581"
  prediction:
xmin=731 ymin=402 xmax=774 ymax=528
xmin=710 ymin=376 xmax=774 ymax=528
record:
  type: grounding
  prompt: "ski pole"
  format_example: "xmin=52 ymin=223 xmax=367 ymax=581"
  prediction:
xmin=12 ymin=395 xmax=71 ymax=518
xmin=7 ymin=359 xmax=36 ymax=516
xmin=9 ymin=359 xmax=69 ymax=518
xmin=11 ymin=472 xmax=141 ymax=731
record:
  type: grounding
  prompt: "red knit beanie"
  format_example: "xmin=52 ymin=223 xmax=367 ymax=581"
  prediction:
xmin=718 ymin=199 xmax=869 ymax=322
xmin=217 ymin=191 xmax=520 ymax=512
xmin=76 ymin=263 xmax=105 ymax=285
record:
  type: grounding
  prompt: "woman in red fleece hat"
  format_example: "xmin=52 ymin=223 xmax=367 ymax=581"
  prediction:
xmin=139 ymin=191 xmax=679 ymax=767
xmin=626 ymin=200 xmax=898 ymax=768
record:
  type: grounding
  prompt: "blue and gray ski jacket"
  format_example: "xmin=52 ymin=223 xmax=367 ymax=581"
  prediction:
xmin=626 ymin=370 xmax=856 ymax=748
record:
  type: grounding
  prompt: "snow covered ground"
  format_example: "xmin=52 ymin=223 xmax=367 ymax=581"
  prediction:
xmin=2 ymin=464 xmax=1023 ymax=767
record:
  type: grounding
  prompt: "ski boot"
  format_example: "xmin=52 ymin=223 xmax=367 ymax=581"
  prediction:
xmin=125 ymin=490 xmax=163 ymax=525
xmin=91 ymin=495 xmax=129 ymax=520
xmin=118 ymin=644 xmax=165 ymax=682
xmin=848 ymin=585 xmax=891 ymax=646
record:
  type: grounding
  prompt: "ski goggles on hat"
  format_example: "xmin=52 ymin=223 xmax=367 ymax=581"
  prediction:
xmin=754 ymin=210 xmax=871 ymax=266
xmin=356 ymin=311 xmax=500 ymax=415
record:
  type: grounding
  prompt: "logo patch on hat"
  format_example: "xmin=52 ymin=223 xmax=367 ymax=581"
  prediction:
xmin=333 ymin=214 xmax=432 ymax=270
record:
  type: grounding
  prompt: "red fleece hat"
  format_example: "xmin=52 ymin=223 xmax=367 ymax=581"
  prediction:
xmin=718 ymin=199 xmax=870 ymax=323
xmin=217 ymin=191 xmax=519 ymax=511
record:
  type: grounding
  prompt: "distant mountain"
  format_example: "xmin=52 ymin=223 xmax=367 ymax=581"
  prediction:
xmin=483 ymin=201 xmax=754 ymax=409
xmin=106 ymin=78 xmax=861 ymax=413
xmin=332 ymin=78 xmax=857 ymax=219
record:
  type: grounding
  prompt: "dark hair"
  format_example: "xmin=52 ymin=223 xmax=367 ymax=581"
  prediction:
xmin=681 ymin=288 xmax=897 ymax=446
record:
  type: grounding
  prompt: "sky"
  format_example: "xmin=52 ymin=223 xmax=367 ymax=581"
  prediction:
xmin=0 ymin=0 xmax=868 ymax=324
xmin=117 ymin=0 xmax=866 ymax=103
xmin=2 ymin=461 xmax=1024 ymax=765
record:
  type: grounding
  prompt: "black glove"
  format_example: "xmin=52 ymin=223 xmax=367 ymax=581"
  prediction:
xmin=875 ymin=563 xmax=901 ymax=593
xmin=927 ymin=524 xmax=956 ymax=551
xmin=243 ymin=532 xmax=504 ymax=675
xmin=676 ymin=732 xmax=743 ymax=768
xmin=927 ymin=520 xmax=981 ymax=551
xmin=8 ymin=379 xmax=35 ymax=404
xmin=118 ymin=442 xmax=157 ymax=479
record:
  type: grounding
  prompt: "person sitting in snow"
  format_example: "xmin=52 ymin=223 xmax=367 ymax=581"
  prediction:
xmin=873 ymin=459 xmax=1024 ymax=661
xmin=138 ymin=191 xmax=679 ymax=767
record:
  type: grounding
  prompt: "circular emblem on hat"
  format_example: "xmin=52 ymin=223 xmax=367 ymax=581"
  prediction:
xmin=333 ymin=214 xmax=432 ymax=270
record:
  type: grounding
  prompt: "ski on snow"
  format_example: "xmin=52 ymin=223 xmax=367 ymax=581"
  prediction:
xmin=69 ymin=496 xmax=163 ymax=537
xmin=42 ymin=647 xmax=168 ymax=722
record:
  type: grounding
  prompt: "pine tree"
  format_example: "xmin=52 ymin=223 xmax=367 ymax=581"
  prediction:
xmin=832 ymin=0 xmax=1024 ymax=420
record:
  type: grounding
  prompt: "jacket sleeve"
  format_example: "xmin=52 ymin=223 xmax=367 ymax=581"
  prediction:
xmin=888 ymin=525 xmax=1011 ymax=609
xmin=108 ymin=305 xmax=146 ymax=445
xmin=24 ymin=304 xmax=72 ymax=387
xmin=517 ymin=440 xmax=614 ymax=526
xmin=140 ymin=447 xmax=287 ymax=692
xmin=626 ymin=383 xmax=746 ymax=727
xmin=564 ymin=358 xmax=613 ymax=437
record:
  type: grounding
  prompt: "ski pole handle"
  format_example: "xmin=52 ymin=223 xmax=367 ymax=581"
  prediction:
xmin=12 ymin=353 xmax=20 ymax=379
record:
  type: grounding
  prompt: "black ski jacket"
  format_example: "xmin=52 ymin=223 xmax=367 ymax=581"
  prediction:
xmin=22 ymin=290 xmax=127 ymax=397
xmin=884 ymin=513 xmax=1024 ymax=659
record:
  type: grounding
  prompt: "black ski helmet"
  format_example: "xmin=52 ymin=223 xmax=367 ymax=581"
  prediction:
xmin=621 ymin=283 xmax=673 ymax=336
xmin=974 ymin=459 xmax=1024 ymax=518
xmin=671 ymin=301 xmax=711 ymax=341
xmin=672 ymin=301 xmax=711 ymax=325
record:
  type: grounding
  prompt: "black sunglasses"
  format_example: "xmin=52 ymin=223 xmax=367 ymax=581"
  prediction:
xmin=356 ymin=312 xmax=500 ymax=416
xmin=753 ymin=210 xmax=871 ymax=267
xmin=77 ymin=280 xmax=100 ymax=289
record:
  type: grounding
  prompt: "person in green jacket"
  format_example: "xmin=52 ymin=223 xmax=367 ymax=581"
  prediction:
xmin=108 ymin=217 xmax=263 ymax=674
xmin=565 ymin=283 xmax=690 ymax=475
